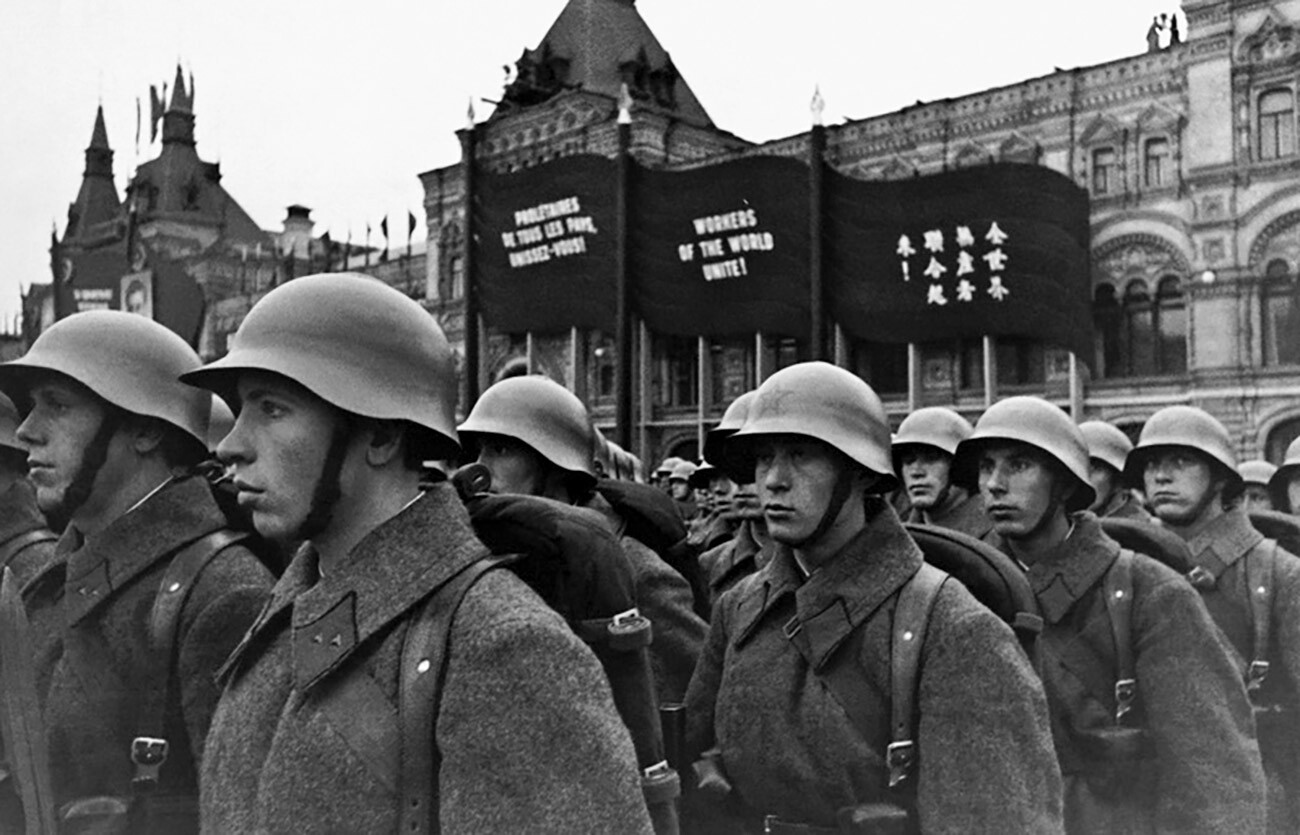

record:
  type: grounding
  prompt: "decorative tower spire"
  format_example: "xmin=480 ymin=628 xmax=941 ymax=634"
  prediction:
xmin=162 ymin=64 xmax=196 ymax=145
xmin=66 ymin=106 xmax=121 ymax=240
xmin=84 ymin=105 xmax=113 ymax=178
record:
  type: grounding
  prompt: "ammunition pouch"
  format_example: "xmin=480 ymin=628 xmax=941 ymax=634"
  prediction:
xmin=58 ymin=794 xmax=197 ymax=835
xmin=1068 ymin=725 xmax=1155 ymax=800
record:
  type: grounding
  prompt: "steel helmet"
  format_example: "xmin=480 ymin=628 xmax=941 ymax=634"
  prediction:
xmin=727 ymin=362 xmax=897 ymax=492
xmin=1268 ymin=437 xmax=1300 ymax=499
xmin=0 ymin=392 xmax=22 ymax=459
xmin=1238 ymin=459 xmax=1278 ymax=487
xmin=702 ymin=390 xmax=757 ymax=472
xmin=690 ymin=459 xmax=723 ymax=489
xmin=892 ymin=407 xmax=975 ymax=484
xmin=207 ymin=395 xmax=235 ymax=453
xmin=957 ymin=396 xmax=1095 ymax=512
xmin=457 ymin=375 xmax=596 ymax=487
xmin=0 ymin=310 xmax=208 ymax=448
xmin=668 ymin=460 xmax=698 ymax=483
xmin=183 ymin=273 xmax=459 ymax=459
xmin=1079 ymin=420 xmax=1133 ymax=475
xmin=655 ymin=456 xmax=685 ymax=478
xmin=1124 ymin=406 xmax=1240 ymax=491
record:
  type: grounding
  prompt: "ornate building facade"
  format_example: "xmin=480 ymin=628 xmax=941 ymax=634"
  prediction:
xmin=421 ymin=0 xmax=1300 ymax=468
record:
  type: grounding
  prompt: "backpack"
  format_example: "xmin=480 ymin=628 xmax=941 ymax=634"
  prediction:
xmin=392 ymin=465 xmax=681 ymax=835
xmin=595 ymin=479 xmax=711 ymax=620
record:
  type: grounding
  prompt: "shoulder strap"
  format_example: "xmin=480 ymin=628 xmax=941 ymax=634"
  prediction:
xmin=1245 ymin=542 xmax=1277 ymax=696
xmin=398 ymin=555 xmax=512 ymax=835
xmin=1101 ymin=549 xmax=1137 ymax=725
xmin=131 ymin=529 xmax=248 ymax=794
xmin=0 ymin=529 xmax=57 ymax=573
xmin=886 ymin=563 xmax=946 ymax=789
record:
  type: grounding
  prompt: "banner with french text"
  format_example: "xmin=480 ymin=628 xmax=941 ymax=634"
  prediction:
xmin=824 ymin=163 xmax=1092 ymax=362
xmin=630 ymin=156 xmax=810 ymax=339
xmin=473 ymin=154 xmax=617 ymax=332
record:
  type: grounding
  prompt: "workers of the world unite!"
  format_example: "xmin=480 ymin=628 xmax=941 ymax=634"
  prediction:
xmin=678 ymin=206 xmax=776 ymax=282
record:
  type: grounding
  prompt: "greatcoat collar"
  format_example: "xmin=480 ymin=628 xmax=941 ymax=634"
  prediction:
xmin=221 ymin=483 xmax=490 ymax=693
xmin=1025 ymin=512 xmax=1118 ymax=625
xmin=1184 ymin=508 xmax=1263 ymax=582
xmin=39 ymin=475 xmax=226 ymax=626
xmin=734 ymin=497 xmax=923 ymax=671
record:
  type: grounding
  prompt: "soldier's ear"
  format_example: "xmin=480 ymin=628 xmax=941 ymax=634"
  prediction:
xmin=126 ymin=415 xmax=165 ymax=456
xmin=364 ymin=419 xmax=405 ymax=467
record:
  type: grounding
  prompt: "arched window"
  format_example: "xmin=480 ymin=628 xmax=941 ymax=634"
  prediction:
xmin=1155 ymin=276 xmax=1187 ymax=374
xmin=1094 ymin=283 xmax=1121 ymax=377
xmin=1259 ymin=89 xmax=1295 ymax=160
xmin=1263 ymin=262 xmax=1300 ymax=365
xmin=1123 ymin=280 xmax=1155 ymax=376
xmin=1268 ymin=417 xmax=1300 ymax=464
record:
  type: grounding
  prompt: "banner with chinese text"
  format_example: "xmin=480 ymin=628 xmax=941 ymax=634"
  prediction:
xmin=824 ymin=163 xmax=1092 ymax=362
xmin=630 ymin=156 xmax=810 ymax=339
xmin=473 ymin=154 xmax=617 ymax=332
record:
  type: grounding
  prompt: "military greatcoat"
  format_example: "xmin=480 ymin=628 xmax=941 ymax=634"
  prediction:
xmin=585 ymin=491 xmax=707 ymax=705
xmin=696 ymin=517 xmax=768 ymax=608
xmin=0 ymin=478 xmax=56 ymax=588
xmin=684 ymin=497 xmax=1064 ymax=833
xmin=7 ymin=475 xmax=272 ymax=832
xmin=1183 ymin=508 xmax=1300 ymax=833
xmin=200 ymin=484 xmax=652 ymax=834
xmin=1030 ymin=512 xmax=1266 ymax=834
xmin=903 ymin=485 xmax=993 ymax=540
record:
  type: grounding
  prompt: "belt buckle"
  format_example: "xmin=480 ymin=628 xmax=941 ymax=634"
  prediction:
xmin=130 ymin=736 xmax=169 ymax=793
xmin=1247 ymin=660 xmax=1271 ymax=692
xmin=1114 ymin=678 xmax=1137 ymax=723
xmin=886 ymin=739 xmax=916 ymax=787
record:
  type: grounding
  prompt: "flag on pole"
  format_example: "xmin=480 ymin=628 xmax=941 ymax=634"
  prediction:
xmin=379 ymin=215 xmax=389 ymax=262
xmin=135 ymin=97 xmax=141 ymax=156
xmin=149 ymin=84 xmax=165 ymax=143
xmin=365 ymin=223 xmax=371 ymax=267
xmin=407 ymin=211 xmax=417 ymax=259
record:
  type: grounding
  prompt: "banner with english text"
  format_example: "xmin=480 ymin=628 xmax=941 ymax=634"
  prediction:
xmin=629 ymin=155 xmax=810 ymax=339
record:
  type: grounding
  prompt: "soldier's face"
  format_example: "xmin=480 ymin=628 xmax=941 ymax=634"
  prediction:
xmin=1142 ymin=450 xmax=1222 ymax=527
xmin=754 ymin=435 xmax=848 ymax=545
xmin=977 ymin=442 xmax=1063 ymax=540
xmin=1242 ymin=483 xmax=1274 ymax=513
xmin=17 ymin=377 xmax=117 ymax=519
xmin=475 ymin=434 xmax=547 ymax=497
xmin=1086 ymin=459 xmax=1121 ymax=512
xmin=669 ymin=479 xmax=691 ymax=500
xmin=899 ymin=447 xmax=952 ymax=510
xmin=218 ymin=372 xmax=340 ymax=543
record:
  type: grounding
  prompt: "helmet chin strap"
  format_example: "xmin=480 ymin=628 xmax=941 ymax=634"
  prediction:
xmin=788 ymin=468 xmax=856 ymax=550
xmin=50 ymin=410 xmax=120 ymax=532
xmin=296 ymin=418 xmax=353 ymax=543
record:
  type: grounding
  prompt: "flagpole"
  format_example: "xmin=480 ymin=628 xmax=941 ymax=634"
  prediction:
xmin=614 ymin=84 xmax=634 ymax=451
xmin=461 ymin=100 xmax=482 ymax=407
xmin=907 ymin=343 xmax=920 ymax=412
xmin=809 ymin=87 xmax=827 ymax=361
xmin=1068 ymin=352 xmax=1083 ymax=419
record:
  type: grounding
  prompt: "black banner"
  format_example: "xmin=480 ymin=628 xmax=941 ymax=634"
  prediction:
xmin=473 ymin=154 xmax=617 ymax=332
xmin=825 ymin=163 xmax=1092 ymax=362
xmin=630 ymin=156 xmax=810 ymax=339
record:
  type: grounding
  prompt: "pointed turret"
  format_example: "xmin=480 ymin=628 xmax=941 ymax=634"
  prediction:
xmin=65 ymin=106 xmax=121 ymax=241
xmin=495 ymin=0 xmax=713 ymax=127
xmin=162 ymin=64 xmax=196 ymax=145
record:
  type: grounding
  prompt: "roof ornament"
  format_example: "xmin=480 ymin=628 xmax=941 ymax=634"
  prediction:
xmin=618 ymin=83 xmax=633 ymax=125
xmin=811 ymin=86 xmax=825 ymax=127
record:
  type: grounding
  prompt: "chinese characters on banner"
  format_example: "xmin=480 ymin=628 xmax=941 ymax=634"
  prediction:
xmin=896 ymin=221 xmax=1012 ymax=306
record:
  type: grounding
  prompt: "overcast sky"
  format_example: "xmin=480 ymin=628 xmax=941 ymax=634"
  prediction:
xmin=0 ymin=0 xmax=1181 ymax=322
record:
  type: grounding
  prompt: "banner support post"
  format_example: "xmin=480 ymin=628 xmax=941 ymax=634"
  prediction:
xmin=982 ymin=335 xmax=996 ymax=409
xmin=907 ymin=343 xmax=921 ymax=412
xmin=525 ymin=332 xmax=535 ymax=375
xmin=809 ymin=88 xmax=827 ymax=361
xmin=1069 ymin=352 xmax=1084 ymax=419
xmin=459 ymin=102 xmax=481 ymax=409
xmin=614 ymin=86 xmax=634 ymax=452
xmin=697 ymin=336 xmax=708 ymax=460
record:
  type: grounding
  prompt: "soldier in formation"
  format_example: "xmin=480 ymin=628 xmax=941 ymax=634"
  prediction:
xmin=962 ymin=396 xmax=1265 ymax=833
xmin=5 ymin=265 xmax=1300 ymax=832
xmin=1129 ymin=405 xmax=1300 ymax=832
xmin=0 ymin=311 xmax=273 ymax=833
